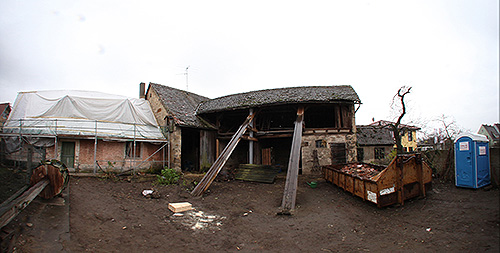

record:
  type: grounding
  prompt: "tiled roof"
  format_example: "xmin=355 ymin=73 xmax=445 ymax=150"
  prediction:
xmin=148 ymin=83 xmax=213 ymax=128
xmin=356 ymin=126 xmax=394 ymax=146
xmin=369 ymin=120 xmax=421 ymax=130
xmin=0 ymin=103 xmax=11 ymax=120
xmin=197 ymin=86 xmax=360 ymax=114
xmin=480 ymin=124 xmax=500 ymax=141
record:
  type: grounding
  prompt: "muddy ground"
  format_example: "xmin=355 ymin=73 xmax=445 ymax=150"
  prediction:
xmin=10 ymin=173 xmax=500 ymax=252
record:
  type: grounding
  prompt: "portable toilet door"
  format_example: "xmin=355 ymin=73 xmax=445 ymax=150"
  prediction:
xmin=454 ymin=133 xmax=491 ymax=188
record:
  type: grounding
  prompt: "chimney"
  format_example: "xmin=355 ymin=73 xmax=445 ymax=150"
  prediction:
xmin=139 ymin=82 xmax=146 ymax=99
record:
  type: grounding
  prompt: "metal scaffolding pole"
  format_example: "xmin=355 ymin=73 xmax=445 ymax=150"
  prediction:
xmin=94 ymin=120 xmax=97 ymax=174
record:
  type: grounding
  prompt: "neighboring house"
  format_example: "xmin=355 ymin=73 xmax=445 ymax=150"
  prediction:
xmin=0 ymin=103 xmax=11 ymax=128
xmin=369 ymin=120 xmax=420 ymax=152
xmin=478 ymin=124 xmax=500 ymax=147
xmin=356 ymin=125 xmax=394 ymax=163
xmin=2 ymin=90 xmax=167 ymax=172
xmin=146 ymin=83 xmax=361 ymax=174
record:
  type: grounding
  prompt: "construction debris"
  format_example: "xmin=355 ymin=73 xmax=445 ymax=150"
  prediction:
xmin=169 ymin=210 xmax=226 ymax=231
xmin=168 ymin=202 xmax=193 ymax=213
xmin=338 ymin=164 xmax=382 ymax=180
xmin=142 ymin=189 xmax=160 ymax=199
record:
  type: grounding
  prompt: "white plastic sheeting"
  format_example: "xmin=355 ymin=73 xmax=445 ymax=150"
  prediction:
xmin=3 ymin=90 xmax=165 ymax=140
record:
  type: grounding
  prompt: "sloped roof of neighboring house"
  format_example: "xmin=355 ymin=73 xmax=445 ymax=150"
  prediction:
xmin=356 ymin=125 xmax=394 ymax=146
xmin=0 ymin=103 xmax=11 ymax=120
xmin=369 ymin=120 xmax=421 ymax=130
xmin=148 ymin=83 xmax=213 ymax=129
xmin=197 ymin=85 xmax=360 ymax=114
xmin=480 ymin=124 xmax=500 ymax=141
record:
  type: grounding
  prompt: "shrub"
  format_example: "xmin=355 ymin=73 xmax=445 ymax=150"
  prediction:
xmin=156 ymin=168 xmax=180 ymax=185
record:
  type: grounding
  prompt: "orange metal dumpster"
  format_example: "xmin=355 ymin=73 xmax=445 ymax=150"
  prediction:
xmin=322 ymin=154 xmax=432 ymax=207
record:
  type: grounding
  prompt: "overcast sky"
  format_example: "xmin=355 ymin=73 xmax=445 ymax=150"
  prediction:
xmin=1 ymin=0 xmax=498 ymax=134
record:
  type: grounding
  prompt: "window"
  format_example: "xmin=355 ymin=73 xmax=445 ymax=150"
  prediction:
xmin=316 ymin=140 xmax=327 ymax=148
xmin=125 ymin=141 xmax=141 ymax=158
xmin=374 ymin=148 xmax=385 ymax=160
xmin=408 ymin=131 xmax=413 ymax=142
xmin=357 ymin=148 xmax=364 ymax=162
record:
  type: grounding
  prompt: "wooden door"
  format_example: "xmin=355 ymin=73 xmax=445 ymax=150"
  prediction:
xmin=330 ymin=143 xmax=346 ymax=164
xmin=262 ymin=148 xmax=272 ymax=165
xmin=61 ymin=142 xmax=75 ymax=168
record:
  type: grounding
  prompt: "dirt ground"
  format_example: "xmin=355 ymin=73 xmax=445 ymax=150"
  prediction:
xmin=11 ymin=173 xmax=500 ymax=252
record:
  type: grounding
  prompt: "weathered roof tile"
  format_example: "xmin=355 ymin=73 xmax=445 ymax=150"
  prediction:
xmin=197 ymin=85 xmax=360 ymax=114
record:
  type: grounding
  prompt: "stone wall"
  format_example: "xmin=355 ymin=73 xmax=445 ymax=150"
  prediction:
xmin=169 ymin=126 xmax=182 ymax=171
xmin=301 ymin=132 xmax=357 ymax=174
xmin=147 ymin=89 xmax=168 ymax=127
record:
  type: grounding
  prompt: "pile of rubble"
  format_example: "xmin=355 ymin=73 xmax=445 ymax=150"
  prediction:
xmin=339 ymin=164 xmax=381 ymax=180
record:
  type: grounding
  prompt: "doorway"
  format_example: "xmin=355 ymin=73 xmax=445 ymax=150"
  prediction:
xmin=61 ymin=141 xmax=75 ymax=168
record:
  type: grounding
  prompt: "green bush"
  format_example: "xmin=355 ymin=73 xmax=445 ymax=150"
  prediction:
xmin=156 ymin=168 xmax=180 ymax=185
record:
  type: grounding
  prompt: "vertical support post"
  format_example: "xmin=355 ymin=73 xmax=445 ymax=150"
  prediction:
xmin=94 ymin=120 xmax=97 ymax=174
xmin=279 ymin=106 xmax=304 ymax=215
xmin=249 ymin=108 xmax=254 ymax=164
xmin=133 ymin=123 xmax=137 ymax=174
xmin=397 ymin=155 xmax=404 ymax=206
xmin=168 ymin=130 xmax=171 ymax=169
xmin=54 ymin=119 xmax=58 ymax=160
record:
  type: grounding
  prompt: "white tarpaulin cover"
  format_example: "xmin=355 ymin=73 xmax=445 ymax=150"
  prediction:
xmin=4 ymin=90 xmax=165 ymax=140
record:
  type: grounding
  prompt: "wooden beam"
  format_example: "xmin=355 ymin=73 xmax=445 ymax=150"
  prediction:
xmin=241 ymin=135 xmax=259 ymax=142
xmin=278 ymin=106 xmax=304 ymax=215
xmin=256 ymin=134 xmax=293 ymax=139
xmin=191 ymin=112 xmax=257 ymax=196
xmin=0 ymin=179 xmax=49 ymax=229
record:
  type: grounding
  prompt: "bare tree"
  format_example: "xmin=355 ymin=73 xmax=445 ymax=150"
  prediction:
xmin=386 ymin=86 xmax=412 ymax=154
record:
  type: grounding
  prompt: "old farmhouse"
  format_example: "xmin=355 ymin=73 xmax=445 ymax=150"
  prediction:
xmin=146 ymin=83 xmax=361 ymax=175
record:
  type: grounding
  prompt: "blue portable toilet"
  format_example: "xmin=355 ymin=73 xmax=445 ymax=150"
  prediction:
xmin=454 ymin=133 xmax=491 ymax=188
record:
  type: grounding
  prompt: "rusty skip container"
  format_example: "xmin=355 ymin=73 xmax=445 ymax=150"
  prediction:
xmin=322 ymin=154 xmax=432 ymax=207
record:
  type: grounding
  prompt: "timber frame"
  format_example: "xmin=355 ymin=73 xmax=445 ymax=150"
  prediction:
xmin=147 ymin=84 xmax=361 ymax=175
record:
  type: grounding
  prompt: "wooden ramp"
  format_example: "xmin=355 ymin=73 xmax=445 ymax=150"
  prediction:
xmin=191 ymin=112 xmax=256 ymax=196
xmin=278 ymin=107 xmax=304 ymax=214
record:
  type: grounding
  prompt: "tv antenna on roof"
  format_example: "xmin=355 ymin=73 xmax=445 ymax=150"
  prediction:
xmin=184 ymin=66 xmax=190 ymax=90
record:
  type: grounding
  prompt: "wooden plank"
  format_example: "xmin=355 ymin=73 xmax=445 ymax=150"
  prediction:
xmin=278 ymin=107 xmax=304 ymax=215
xmin=168 ymin=202 xmax=193 ymax=213
xmin=191 ymin=112 xmax=256 ymax=196
xmin=234 ymin=165 xmax=279 ymax=183
xmin=0 ymin=179 xmax=50 ymax=229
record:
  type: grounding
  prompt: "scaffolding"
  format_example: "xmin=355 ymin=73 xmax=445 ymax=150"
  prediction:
xmin=1 ymin=118 xmax=169 ymax=174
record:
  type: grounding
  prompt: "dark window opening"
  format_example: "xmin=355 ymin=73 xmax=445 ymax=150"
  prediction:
xmin=316 ymin=140 xmax=327 ymax=148
xmin=357 ymin=148 xmax=364 ymax=162
xmin=374 ymin=147 xmax=385 ymax=160
xmin=126 ymin=141 xmax=141 ymax=158
xmin=256 ymin=108 xmax=296 ymax=131
xmin=305 ymin=104 xmax=352 ymax=129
